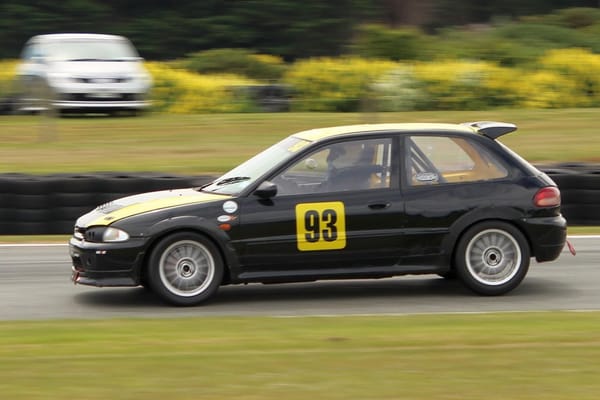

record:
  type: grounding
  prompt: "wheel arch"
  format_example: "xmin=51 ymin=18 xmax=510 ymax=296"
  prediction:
xmin=444 ymin=210 xmax=533 ymax=272
xmin=139 ymin=216 xmax=238 ymax=286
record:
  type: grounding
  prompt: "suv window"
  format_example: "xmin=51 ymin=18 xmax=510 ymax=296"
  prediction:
xmin=43 ymin=40 xmax=138 ymax=61
xmin=273 ymin=138 xmax=393 ymax=195
xmin=407 ymin=136 xmax=508 ymax=186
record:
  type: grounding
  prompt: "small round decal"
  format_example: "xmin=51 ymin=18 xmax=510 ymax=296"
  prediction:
xmin=223 ymin=201 xmax=238 ymax=214
xmin=217 ymin=215 xmax=232 ymax=223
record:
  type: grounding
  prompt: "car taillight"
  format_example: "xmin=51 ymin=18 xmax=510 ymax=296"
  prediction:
xmin=533 ymin=187 xmax=561 ymax=207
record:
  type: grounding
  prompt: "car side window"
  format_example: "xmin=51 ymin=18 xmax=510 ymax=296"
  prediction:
xmin=407 ymin=135 xmax=508 ymax=186
xmin=273 ymin=138 xmax=393 ymax=196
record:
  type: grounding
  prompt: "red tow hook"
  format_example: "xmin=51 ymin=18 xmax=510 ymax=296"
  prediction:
xmin=566 ymin=240 xmax=576 ymax=256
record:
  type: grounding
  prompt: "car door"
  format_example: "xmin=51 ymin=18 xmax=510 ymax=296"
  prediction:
xmin=401 ymin=133 xmax=511 ymax=261
xmin=229 ymin=136 xmax=408 ymax=278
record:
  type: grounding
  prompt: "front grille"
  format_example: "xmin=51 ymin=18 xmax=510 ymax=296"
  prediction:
xmin=76 ymin=77 xmax=131 ymax=84
xmin=62 ymin=93 xmax=140 ymax=102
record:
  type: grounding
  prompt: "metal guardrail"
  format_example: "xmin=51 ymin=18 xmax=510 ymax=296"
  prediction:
xmin=0 ymin=165 xmax=598 ymax=235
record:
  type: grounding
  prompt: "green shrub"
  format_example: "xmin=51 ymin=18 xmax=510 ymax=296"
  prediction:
xmin=555 ymin=7 xmax=600 ymax=29
xmin=431 ymin=31 xmax=543 ymax=67
xmin=493 ymin=22 xmax=597 ymax=52
xmin=178 ymin=49 xmax=286 ymax=81
xmin=352 ymin=24 xmax=431 ymax=61
xmin=523 ymin=7 xmax=600 ymax=29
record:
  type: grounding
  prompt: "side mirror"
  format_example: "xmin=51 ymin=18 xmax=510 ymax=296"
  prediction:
xmin=254 ymin=181 xmax=277 ymax=199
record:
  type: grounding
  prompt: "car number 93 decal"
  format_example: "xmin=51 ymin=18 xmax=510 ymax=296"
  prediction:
xmin=295 ymin=201 xmax=346 ymax=251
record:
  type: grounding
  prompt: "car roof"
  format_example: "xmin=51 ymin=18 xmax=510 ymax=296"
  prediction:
xmin=292 ymin=123 xmax=477 ymax=142
xmin=28 ymin=33 xmax=127 ymax=43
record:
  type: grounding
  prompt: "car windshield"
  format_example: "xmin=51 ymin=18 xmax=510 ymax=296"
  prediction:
xmin=44 ymin=39 xmax=139 ymax=61
xmin=201 ymin=136 xmax=311 ymax=195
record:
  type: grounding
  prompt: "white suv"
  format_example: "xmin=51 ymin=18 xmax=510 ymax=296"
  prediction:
xmin=16 ymin=33 xmax=152 ymax=115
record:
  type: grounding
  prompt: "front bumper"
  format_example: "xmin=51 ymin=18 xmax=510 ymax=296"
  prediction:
xmin=53 ymin=98 xmax=150 ymax=110
xmin=69 ymin=237 xmax=147 ymax=287
xmin=519 ymin=214 xmax=567 ymax=262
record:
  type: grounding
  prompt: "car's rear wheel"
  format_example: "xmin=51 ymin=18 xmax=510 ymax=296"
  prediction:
xmin=454 ymin=221 xmax=530 ymax=295
xmin=148 ymin=232 xmax=223 ymax=306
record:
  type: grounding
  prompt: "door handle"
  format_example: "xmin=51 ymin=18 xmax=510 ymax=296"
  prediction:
xmin=368 ymin=202 xmax=391 ymax=210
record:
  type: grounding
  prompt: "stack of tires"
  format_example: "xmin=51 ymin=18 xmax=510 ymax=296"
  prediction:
xmin=0 ymin=174 xmax=53 ymax=235
xmin=2 ymin=166 xmax=599 ymax=235
xmin=540 ymin=164 xmax=600 ymax=226
xmin=0 ymin=173 xmax=214 ymax=235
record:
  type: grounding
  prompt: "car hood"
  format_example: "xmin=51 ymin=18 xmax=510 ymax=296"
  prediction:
xmin=49 ymin=60 xmax=146 ymax=77
xmin=76 ymin=189 xmax=231 ymax=228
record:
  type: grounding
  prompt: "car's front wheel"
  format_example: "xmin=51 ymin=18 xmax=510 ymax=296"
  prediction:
xmin=148 ymin=232 xmax=223 ymax=306
xmin=454 ymin=222 xmax=530 ymax=295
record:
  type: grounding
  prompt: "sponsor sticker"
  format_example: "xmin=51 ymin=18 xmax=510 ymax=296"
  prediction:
xmin=223 ymin=201 xmax=238 ymax=214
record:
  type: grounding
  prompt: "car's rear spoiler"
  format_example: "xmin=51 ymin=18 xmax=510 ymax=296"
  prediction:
xmin=461 ymin=121 xmax=517 ymax=139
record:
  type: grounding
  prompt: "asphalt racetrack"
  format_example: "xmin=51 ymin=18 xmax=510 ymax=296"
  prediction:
xmin=0 ymin=236 xmax=597 ymax=321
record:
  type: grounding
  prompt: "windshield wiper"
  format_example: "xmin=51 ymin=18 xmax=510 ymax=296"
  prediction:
xmin=215 ymin=176 xmax=251 ymax=186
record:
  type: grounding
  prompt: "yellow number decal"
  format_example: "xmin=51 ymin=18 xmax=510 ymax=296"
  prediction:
xmin=295 ymin=202 xmax=346 ymax=251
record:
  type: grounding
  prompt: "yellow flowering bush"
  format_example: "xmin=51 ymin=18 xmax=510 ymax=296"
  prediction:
xmin=412 ymin=61 xmax=521 ymax=110
xmin=0 ymin=59 xmax=18 ymax=98
xmin=249 ymin=54 xmax=285 ymax=66
xmin=2 ymin=53 xmax=600 ymax=113
xmin=283 ymin=57 xmax=397 ymax=111
xmin=538 ymin=48 xmax=600 ymax=106
xmin=145 ymin=62 xmax=259 ymax=113
xmin=516 ymin=70 xmax=579 ymax=109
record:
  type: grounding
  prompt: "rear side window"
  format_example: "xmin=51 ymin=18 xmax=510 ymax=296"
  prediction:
xmin=406 ymin=136 xmax=508 ymax=186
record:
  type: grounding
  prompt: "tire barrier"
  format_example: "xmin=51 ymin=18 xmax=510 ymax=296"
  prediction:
xmin=539 ymin=163 xmax=600 ymax=226
xmin=1 ymin=165 xmax=599 ymax=235
xmin=0 ymin=173 xmax=215 ymax=235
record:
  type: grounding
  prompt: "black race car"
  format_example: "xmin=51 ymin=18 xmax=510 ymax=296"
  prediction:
xmin=70 ymin=122 xmax=567 ymax=305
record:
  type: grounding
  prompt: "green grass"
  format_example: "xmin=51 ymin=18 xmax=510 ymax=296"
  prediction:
xmin=568 ymin=226 xmax=600 ymax=235
xmin=0 ymin=312 xmax=599 ymax=399
xmin=1 ymin=108 xmax=599 ymax=175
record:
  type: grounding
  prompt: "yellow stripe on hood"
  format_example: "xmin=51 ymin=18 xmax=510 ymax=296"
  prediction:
xmin=82 ymin=189 xmax=231 ymax=227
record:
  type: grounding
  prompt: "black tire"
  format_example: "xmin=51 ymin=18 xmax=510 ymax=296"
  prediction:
xmin=571 ymin=173 xmax=600 ymax=190
xmin=454 ymin=221 xmax=530 ymax=296
xmin=147 ymin=232 xmax=224 ymax=306
xmin=13 ymin=194 xmax=49 ymax=209
xmin=48 ymin=174 xmax=99 ymax=193
xmin=49 ymin=192 xmax=97 ymax=207
xmin=97 ymin=175 xmax=150 ymax=193
xmin=561 ymin=189 xmax=600 ymax=205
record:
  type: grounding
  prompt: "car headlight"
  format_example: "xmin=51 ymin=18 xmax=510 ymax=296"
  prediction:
xmin=102 ymin=227 xmax=130 ymax=242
